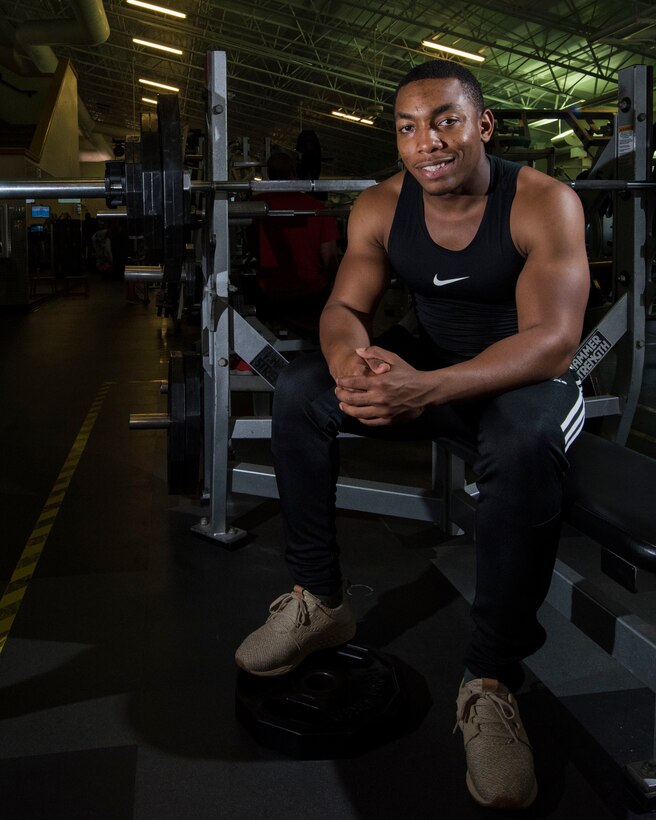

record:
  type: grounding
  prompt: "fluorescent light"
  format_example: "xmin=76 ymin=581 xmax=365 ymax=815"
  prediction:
xmin=531 ymin=118 xmax=558 ymax=127
xmin=132 ymin=38 xmax=183 ymax=55
xmin=421 ymin=40 xmax=485 ymax=62
xmin=126 ymin=0 xmax=186 ymax=18
xmin=551 ymin=129 xmax=574 ymax=141
xmin=331 ymin=110 xmax=374 ymax=125
xmin=138 ymin=78 xmax=179 ymax=92
xmin=142 ymin=97 xmax=158 ymax=105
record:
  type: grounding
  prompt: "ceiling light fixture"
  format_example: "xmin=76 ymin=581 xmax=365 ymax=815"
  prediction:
xmin=142 ymin=97 xmax=158 ymax=105
xmin=531 ymin=118 xmax=558 ymax=127
xmin=331 ymin=110 xmax=374 ymax=125
xmin=126 ymin=0 xmax=186 ymax=18
xmin=138 ymin=78 xmax=180 ymax=92
xmin=551 ymin=129 xmax=575 ymax=141
xmin=132 ymin=38 xmax=183 ymax=55
xmin=421 ymin=40 xmax=485 ymax=62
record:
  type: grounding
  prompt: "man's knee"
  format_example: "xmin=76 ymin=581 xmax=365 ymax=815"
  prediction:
xmin=275 ymin=353 xmax=326 ymax=406
xmin=479 ymin=390 xmax=566 ymax=464
xmin=476 ymin=399 xmax=567 ymax=518
xmin=272 ymin=353 xmax=337 ymax=438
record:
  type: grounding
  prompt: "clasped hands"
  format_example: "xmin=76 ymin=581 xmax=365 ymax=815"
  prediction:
xmin=334 ymin=346 xmax=427 ymax=426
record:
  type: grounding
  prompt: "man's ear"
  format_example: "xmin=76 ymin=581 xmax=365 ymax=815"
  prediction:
xmin=480 ymin=109 xmax=494 ymax=144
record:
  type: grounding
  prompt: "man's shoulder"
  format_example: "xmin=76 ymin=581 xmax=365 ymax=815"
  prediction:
xmin=516 ymin=165 xmax=580 ymax=211
xmin=512 ymin=165 xmax=584 ymax=252
xmin=355 ymin=171 xmax=404 ymax=209
xmin=517 ymin=164 xmax=572 ymax=193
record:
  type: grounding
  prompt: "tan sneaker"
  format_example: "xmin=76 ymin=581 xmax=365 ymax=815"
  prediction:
xmin=455 ymin=677 xmax=538 ymax=809
xmin=235 ymin=585 xmax=357 ymax=676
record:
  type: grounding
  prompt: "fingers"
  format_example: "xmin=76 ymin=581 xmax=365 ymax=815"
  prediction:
xmin=334 ymin=346 xmax=423 ymax=426
xmin=356 ymin=416 xmax=393 ymax=427
xmin=335 ymin=385 xmax=377 ymax=406
xmin=366 ymin=359 xmax=391 ymax=374
xmin=335 ymin=375 xmax=374 ymax=393
xmin=337 ymin=402 xmax=423 ymax=426
xmin=355 ymin=346 xmax=393 ymax=374
xmin=338 ymin=401 xmax=391 ymax=423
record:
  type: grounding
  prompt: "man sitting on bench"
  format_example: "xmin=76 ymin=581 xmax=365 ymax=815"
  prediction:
xmin=236 ymin=59 xmax=590 ymax=810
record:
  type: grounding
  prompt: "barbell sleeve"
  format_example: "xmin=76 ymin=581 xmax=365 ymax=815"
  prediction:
xmin=124 ymin=266 xmax=164 ymax=281
xmin=0 ymin=180 xmax=107 ymax=199
xmin=129 ymin=413 xmax=171 ymax=429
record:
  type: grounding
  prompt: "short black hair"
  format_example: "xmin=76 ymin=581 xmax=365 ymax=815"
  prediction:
xmin=393 ymin=59 xmax=485 ymax=114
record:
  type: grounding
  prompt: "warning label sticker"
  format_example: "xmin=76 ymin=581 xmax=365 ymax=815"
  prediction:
xmin=618 ymin=124 xmax=635 ymax=157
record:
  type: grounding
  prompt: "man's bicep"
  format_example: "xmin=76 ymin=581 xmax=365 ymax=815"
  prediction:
xmin=329 ymin=240 xmax=391 ymax=314
xmin=328 ymin=194 xmax=391 ymax=311
xmin=516 ymin=195 xmax=589 ymax=339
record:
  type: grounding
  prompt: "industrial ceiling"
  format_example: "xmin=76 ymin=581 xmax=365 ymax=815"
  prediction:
xmin=0 ymin=0 xmax=655 ymax=177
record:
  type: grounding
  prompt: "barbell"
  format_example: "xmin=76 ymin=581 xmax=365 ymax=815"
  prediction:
xmin=1 ymin=93 xmax=653 ymax=274
xmin=0 ymin=95 xmax=375 ymax=318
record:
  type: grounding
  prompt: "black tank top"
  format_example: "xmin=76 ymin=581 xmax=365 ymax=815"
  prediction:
xmin=387 ymin=154 xmax=525 ymax=362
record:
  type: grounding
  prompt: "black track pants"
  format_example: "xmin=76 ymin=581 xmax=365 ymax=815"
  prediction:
xmin=270 ymin=335 xmax=584 ymax=690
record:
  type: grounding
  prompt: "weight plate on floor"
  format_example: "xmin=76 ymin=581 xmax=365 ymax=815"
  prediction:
xmin=235 ymin=644 xmax=431 ymax=759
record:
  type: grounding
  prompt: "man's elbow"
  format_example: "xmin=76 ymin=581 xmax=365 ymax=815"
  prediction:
xmin=546 ymin=333 xmax=583 ymax=378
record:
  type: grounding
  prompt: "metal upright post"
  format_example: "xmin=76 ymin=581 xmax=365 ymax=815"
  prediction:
xmin=193 ymin=51 xmax=245 ymax=542
xmin=602 ymin=64 xmax=653 ymax=443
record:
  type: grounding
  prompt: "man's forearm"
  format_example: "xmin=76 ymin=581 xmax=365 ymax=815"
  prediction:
xmin=320 ymin=302 xmax=373 ymax=378
xmin=423 ymin=326 xmax=578 ymax=406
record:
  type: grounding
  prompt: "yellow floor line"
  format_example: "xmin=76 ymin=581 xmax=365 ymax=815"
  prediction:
xmin=0 ymin=381 xmax=114 ymax=655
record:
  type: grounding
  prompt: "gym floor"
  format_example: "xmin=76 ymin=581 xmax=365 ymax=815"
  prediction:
xmin=0 ymin=276 xmax=654 ymax=820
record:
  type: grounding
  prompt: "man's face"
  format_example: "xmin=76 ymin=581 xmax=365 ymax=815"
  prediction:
xmin=394 ymin=77 xmax=493 ymax=196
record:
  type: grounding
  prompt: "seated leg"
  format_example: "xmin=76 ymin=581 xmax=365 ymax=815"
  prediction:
xmin=464 ymin=370 xmax=584 ymax=688
xmin=235 ymin=352 xmax=356 ymax=676
xmin=456 ymin=370 xmax=583 ymax=808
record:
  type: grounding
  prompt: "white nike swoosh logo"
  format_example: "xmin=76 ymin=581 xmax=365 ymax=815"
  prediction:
xmin=433 ymin=275 xmax=470 ymax=287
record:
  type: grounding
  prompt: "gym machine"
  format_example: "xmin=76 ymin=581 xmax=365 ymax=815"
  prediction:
xmin=0 ymin=54 xmax=653 ymax=547
xmin=565 ymin=63 xmax=655 ymax=444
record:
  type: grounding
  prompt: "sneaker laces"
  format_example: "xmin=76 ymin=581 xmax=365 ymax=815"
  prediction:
xmin=455 ymin=691 xmax=522 ymax=743
xmin=266 ymin=589 xmax=311 ymax=632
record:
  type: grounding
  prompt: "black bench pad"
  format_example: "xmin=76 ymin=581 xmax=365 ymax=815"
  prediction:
xmin=563 ymin=431 xmax=656 ymax=575
xmin=437 ymin=430 xmax=656 ymax=587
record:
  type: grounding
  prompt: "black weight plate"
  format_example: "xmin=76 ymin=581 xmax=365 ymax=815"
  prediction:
xmin=167 ymin=351 xmax=186 ymax=494
xmin=167 ymin=351 xmax=202 ymax=495
xmin=158 ymin=94 xmax=186 ymax=280
xmin=124 ymin=140 xmax=143 ymax=242
xmin=182 ymin=353 xmax=202 ymax=492
xmin=235 ymin=644 xmax=431 ymax=759
xmin=140 ymin=110 xmax=163 ymax=264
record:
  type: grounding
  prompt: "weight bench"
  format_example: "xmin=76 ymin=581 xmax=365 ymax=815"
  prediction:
xmin=438 ymin=430 xmax=656 ymax=594
xmin=436 ymin=429 xmax=656 ymax=693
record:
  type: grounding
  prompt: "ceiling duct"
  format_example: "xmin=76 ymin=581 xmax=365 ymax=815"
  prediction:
xmin=14 ymin=0 xmax=110 ymax=73
xmin=10 ymin=0 xmax=114 ymax=161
